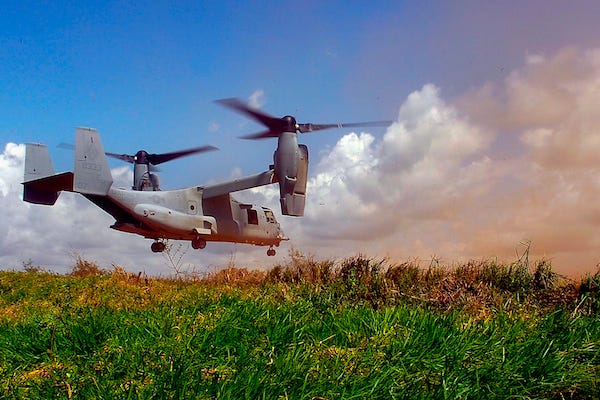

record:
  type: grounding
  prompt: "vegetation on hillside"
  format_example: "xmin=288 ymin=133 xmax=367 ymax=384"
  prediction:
xmin=0 ymin=252 xmax=599 ymax=399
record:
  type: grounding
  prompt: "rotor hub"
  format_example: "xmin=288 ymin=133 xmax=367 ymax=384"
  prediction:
xmin=135 ymin=150 xmax=150 ymax=164
xmin=281 ymin=115 xmax=298 ymax=132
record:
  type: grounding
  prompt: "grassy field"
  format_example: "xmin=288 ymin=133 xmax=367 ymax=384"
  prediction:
xmin=0 ymin=253 xmax=599 ymax=399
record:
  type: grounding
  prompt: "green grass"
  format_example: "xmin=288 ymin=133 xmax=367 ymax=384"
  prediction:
xmin=0 ymin=256 xmax=599 ymax=399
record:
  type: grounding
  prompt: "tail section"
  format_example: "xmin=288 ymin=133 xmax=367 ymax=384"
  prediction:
xmin=74 ymin=127 xmax=113 ymax=195
xmin=23 ymin=143 xmax=73 ymax=205
xmin=24 ymin=143 xmax=55 ymax=182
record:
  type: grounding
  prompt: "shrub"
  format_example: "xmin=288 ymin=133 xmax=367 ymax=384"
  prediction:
xmin=479 ymin=260 xmax=533 ymax=292
xmin=206 ymin=267 xmax=265 ymax=287
xmin=532 ymin=259 xmax=557 ymax=290
xmin=266 ymin=249 xmax=334 ymax=285
xmin=578 ymin=267 xmax=600 ymax=315
xmin=69 ymin=256 xmax=106 ymax=277
xmin=22 ymin=259 xmax=43 ymax=273
xmin=337 ymin=255 xmax=389 ymax=307
xmin=385 ymin=261 xmax=420 ymax=291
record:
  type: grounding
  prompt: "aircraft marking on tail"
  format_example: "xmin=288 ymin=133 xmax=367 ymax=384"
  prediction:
xmin=73 ymin=127 xmax=113 ymax=195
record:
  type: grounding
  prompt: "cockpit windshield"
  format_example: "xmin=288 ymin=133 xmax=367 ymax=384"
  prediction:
xmin=263 ymin=208 xmax=276 ymax=224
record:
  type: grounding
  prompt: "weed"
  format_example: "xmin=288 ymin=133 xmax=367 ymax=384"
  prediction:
xmin=578 ymin=266 xmax=600 ymax=316
xmin=22 ymin=259 xmax=43 ymax=273
xmin=69 ymin=256 xmax=106 ymax=277
xmin=2 ymin=254 xmax=599 ymax=398
xmin=267 ymin=248 xmax=335 ymax=285
xmin=385 ymin=260 xmax=420 ymax=292
xmin=533 ymin=259 xmax=558 ymax=290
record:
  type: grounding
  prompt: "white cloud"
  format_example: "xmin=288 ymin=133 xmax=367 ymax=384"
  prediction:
xmin=525 ymin=52 xmax=545 ymax=65
xmin=0 ymin=143 xmax=25 ymax=196
xmin=252 ymin=66 xmax=600 ymax=277
xmin=248 ymin=89 xmax=265 ymax=109
xmin=111 ymin=166 xmax=134 ymax=188
xmin=284 ymin=84 xmax=493 ymax=258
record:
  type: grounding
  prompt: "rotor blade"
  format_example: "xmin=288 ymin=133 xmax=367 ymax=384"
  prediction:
xmin=239 ymin=130 xmax=280 ymax=140
xmin=147 ymin=145 xmax=218 ymax=165
xmin=297 ymin=120 xmax=393 ymax=133
xmin=58 ymin=142 xmax=75 ymax=151
xmin=216 ymin=98 xmax=284 ymax=131
xmin=105 ymin=152 xmax=136 ymax=163
xmin=62 ymin=143 xmax=134 ymax=163
xmin=60 ymin=143 xmax=137 ymax=163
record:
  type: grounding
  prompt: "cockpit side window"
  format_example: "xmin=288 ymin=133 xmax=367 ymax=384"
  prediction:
xmin=247 ymin=209 xmax=259 ymax=225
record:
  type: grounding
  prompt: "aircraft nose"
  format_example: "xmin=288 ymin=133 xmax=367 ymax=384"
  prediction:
xmin=278 ymin=227 xmax=289 ymax=241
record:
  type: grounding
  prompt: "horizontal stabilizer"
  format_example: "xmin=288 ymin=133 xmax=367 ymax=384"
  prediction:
xmin=23 ymin=143 xmax=73 ymax=205
xmin=23 ymin=172 xmax=74 ymax=205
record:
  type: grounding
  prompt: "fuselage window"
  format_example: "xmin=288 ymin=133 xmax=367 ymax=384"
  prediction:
xmin=247 ymin=209 xmax=259 ymax=225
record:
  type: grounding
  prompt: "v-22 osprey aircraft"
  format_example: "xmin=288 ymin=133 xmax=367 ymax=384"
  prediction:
xmin=22 ymin=99 xmax=391 ymax=255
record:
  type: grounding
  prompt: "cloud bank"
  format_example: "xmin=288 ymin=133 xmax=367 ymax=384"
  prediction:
xmin=275 ymin=47 xmax=600 ymax=277
xmin=3 ymin=47 xmax=600 ymax=277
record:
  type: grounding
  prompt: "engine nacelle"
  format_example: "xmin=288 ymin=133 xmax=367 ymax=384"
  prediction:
xmin=274 ymin=131 xmax=308 ymax=216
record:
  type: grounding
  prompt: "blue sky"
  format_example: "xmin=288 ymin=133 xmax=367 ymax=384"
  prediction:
xmin=6 ymin=0 xmax=594 ymax=179
xmin=3 ymin=1 xmax=600 ymax=276
xmin=3 ymin=1 xmax=404 ymax=181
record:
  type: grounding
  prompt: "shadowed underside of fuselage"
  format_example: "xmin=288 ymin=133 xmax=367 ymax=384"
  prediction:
xmin=84 ymin=189 xmax=285 ymax=247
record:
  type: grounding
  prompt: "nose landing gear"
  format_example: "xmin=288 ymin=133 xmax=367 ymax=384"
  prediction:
xmin=267 ymin=247 xmax=276 ymax=256
xmin=151 ymin=240 xmax=166 ymax=253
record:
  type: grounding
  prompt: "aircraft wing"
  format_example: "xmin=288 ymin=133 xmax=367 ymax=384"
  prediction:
xmin=202 ymin=170 xmax=276 ymax=199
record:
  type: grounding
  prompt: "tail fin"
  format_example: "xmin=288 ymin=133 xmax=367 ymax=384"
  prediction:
xmin=23 ymin=143 xmax=73 ymax=205
xmin=73 ymin=127 xmax=113 ymax=195
xmin=24 ymin=143 xmax=55 ymax=182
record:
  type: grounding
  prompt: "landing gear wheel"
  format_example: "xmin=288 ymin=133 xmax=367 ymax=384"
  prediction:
xmin=191 ymin=237 xmax=206 ymax=250
xmin=151 ymin=241 xmax=166 ymax=253
xmin=267 ymin=248 xmax=276 ymax=257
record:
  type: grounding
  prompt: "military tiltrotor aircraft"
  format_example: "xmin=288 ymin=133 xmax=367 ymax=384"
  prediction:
xmin=22 ymin=99 xmax=391 ymax=255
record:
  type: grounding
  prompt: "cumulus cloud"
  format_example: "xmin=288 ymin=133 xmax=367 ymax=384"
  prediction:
xmin=244 ymin=84 xmax=495 ymax=263
xmin=282 ymin=84 xmax=495 ymax=260
xmin=274 ymin=48 xmax=600 ymax=277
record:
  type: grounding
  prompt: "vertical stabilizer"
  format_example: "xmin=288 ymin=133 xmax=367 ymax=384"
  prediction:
xmin=24 ymin=143 xmax=55 ymax=182
xmin=74 ymin=127 xmax=113 ymax=195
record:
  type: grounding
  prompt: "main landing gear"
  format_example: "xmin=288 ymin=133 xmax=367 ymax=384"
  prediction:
xmin=191 ymin=237 xmax=207 ymax=250
xmin=151 ymin=238 xmax=277 ymax=256
xmin=151 ymin=240 xmax=166 ymax=253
